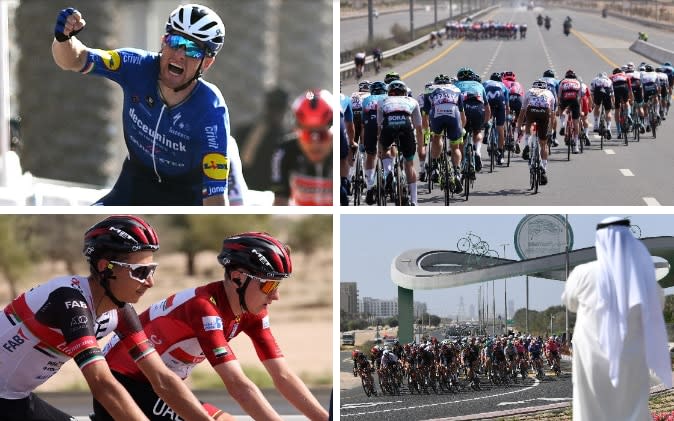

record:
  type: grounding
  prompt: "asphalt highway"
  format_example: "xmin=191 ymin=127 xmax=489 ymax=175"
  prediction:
xmin=342 ymin=5 xmax=674 ymax=206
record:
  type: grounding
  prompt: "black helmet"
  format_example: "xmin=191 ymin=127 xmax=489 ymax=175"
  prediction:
xmin=564 ymin=69 xmax=576 ymax=79
xmin=612 ymin=67 xmax=622 ymax=74
xmin=83 ymin=215 xmax=159 ymax=261
xmin=490 ymin=72 xmax=502 ymax=81
xmin=369 ymin=81 xmax=387 ymax=95
xmin=645 ymin=64 xmax=654 ymax=72
xmin=470 ymin=73 xmax=482 ymax=82
xmin=543 ymin=69 xmax=555 ymax=78
xmin=456 ymin=67 xmax=474 ymax=81
xmin=434 ymin=73 xmax=450 ymax=84
xmin=217 ymin=232 xmax=292 ymax=280
xmin=387 ymin=80 xmax=408 ymax=95
xmin=358 ymin=80 xmax=371 ymax=92
xmin=384 ymin=71 xmax=400 ymax=84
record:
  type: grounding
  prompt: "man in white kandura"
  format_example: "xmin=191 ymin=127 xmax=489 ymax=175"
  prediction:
xmin=562 ymin=216 xmax=672 ymax=421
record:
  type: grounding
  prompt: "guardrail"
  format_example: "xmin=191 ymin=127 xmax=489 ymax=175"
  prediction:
xmin=340 ymin=5 xmax=500 ymax=79
xmin=629 ymin=39 xmax=674 ymax=66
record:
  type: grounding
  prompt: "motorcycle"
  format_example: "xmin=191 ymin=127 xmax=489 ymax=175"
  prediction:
xmin=563 ymin=21 xmax=571 ymax=36
xmin=544 ymin=17 xmax=551 ymax=30
xmin=602 ymin=8 xmax=608 ymax=18
xmin=537 ymin=15 xmax=543 ymax=26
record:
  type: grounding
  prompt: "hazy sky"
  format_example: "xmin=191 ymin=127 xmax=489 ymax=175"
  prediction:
xmin=341 ymin=214 xmax=674 ymax=319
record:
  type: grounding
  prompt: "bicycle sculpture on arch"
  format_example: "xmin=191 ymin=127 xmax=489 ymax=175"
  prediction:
xmin=457 ymin=231 xmax=499 ymax=268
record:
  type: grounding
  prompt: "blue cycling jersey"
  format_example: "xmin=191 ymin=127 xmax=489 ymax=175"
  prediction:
xmin=82 ymin=48 xmax=230 ymax=205
xmin=340 ymin=94 xmax=354 ymax=123
xmin=482 ymin=80 xmax=510 ymax=106
xmin=454 ymin=80 xmax=487 ymax=103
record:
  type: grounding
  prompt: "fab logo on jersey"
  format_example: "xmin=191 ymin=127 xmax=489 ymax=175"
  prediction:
xmin=202 ymin=153 xmax=229 ymax=180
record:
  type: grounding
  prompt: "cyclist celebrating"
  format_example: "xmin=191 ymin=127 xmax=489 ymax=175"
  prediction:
xmin=558 ymin=69 xmax=583 ymax=154
xmin=52 ymin=5 xmax=230 ymax=206
xmin=271 ymin=89 xmax=333 ymax=206
xmin=517 ymin=80 xmax=555 ymax=185
xmin=377 ymin=80 xmax=423 ymax=205
xmin=0 ymin=215 xmax=213 ymax=421
xmin=100 ymin=232 xmax=329 ymax=421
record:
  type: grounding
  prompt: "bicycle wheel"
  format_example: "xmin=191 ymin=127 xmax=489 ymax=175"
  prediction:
xmin=361 ymin=375 xmax=373 ymax=397
xmin=353 ymin=152 xmax=363 ymax=206
xmin=375 ymin=160 xmax=386 ymax=206
xmin=505 ymin=123 xmax=512 ymax=167
xmin=651 ymin=109 xmax=657 ymax=139
xmin=457 ymin=237 xmax=471 ymax=252
xmin=489 ymin=128 xmax=496 ymax=173
xmin=441 ymin=153 xmax=451 ymax=206
xmin=566 ymin=130 xmax=571 ymax=161
xmin=426 ymin=145 xmax=433 ymax=194
xmin=463 ymin=144 xmax=472 ymax=201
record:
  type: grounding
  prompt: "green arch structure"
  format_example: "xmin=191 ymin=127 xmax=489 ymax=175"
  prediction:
xmin=391 ymin=236 xmax=674 ymax=343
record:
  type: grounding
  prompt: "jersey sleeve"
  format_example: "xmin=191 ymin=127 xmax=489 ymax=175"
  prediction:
xmin=34 ymin=287 xmax=105 ymax=369
xmin=242 ymin=312 xmax=283 ymax=361
xmin=184 ymin=296 xmax=237 ymax=366
xmin=226 ymin=136 xmax=248 ymax=205
xmin=198 ymin=91 xmax=230 ymax=199
xmin=80 ymin=48 xmax=151 ymax=86
xmin=114 ymin=304 xmax=155 ymax=362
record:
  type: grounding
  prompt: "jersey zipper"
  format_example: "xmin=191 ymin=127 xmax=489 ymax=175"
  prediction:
xmin=151 ymin=104 xmax=167 ymax=183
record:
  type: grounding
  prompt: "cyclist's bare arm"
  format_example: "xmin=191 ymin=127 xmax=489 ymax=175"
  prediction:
xmin=214 ymin=360 xmax=284 ymax=421
xmin=136 ymin=352 xmax=215 ymax=421
xmin=81 ymin=360 xmax=150 ymax=421
xmin=263 ymin=358 xmax=329 ymax=421
xmin=51 ymin=10 xmax=88 ymax=71
xmin=204 ymin=194 xmax=226 ymax=206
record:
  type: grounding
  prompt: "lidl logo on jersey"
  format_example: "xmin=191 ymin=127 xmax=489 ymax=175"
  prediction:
xmin=202 ymin=316 xmax=223 ymax=331
xmin=2 ymin=328 xmax=29 ymax=352
xmin=202 ymin=153 xmax=229 ymax=180
xmin=100 ymin=50 xmax=121 ymax=71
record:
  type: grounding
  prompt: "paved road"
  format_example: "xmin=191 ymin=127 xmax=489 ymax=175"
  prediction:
xmin=343 ymin=5 xmax=674 ymax=206
xmin=39 ymin=388 xmax=331 ymax=420
xmin=341 ymin=5 xmax=458 ymax=52
xmin=339 ymin=351 xmax=572 ymax=420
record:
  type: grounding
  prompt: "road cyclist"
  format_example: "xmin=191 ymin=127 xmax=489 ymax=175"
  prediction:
xmin=557 ymin=69 xmax=583 ymax=154
xmin=482 ymin=72 xmax=510 ymax=166
xmin=376 ymin=80 xmax=423 ymax=206
xmin=362 ymin=81 xmax=389 ymax=205
xmin=454 ymin=67 xmax=491 ymax=175
xmin=590 ymin=72 xmax=615 ymax=142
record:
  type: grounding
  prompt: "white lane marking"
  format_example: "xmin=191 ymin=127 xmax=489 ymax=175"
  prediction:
xmin=498 ymin=397 xmax=572 ymax=406
xmin=604 ymin=149 xmax=615 ymax=155
xmin=482 ymin=41 xmax=504 ymax=78
xmin=342 ymin=401 xmax=403 ymax=410
xmin=535 ymin=22 xmax=555 ymax=72
xmin=620 ymin=169 xmax=634 ymax=176
xmin=643 ymin=197 xmax=661 ymax=206
xmin=341 ymin=378 xmax=541 ymax=416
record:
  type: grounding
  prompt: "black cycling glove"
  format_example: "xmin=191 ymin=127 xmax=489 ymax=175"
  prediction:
xmin=54 ymin=8 xmax=82 ymax=42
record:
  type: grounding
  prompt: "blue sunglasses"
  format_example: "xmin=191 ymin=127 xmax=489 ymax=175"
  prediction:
xmin=164 ymin=34 xmax=206 ymax=59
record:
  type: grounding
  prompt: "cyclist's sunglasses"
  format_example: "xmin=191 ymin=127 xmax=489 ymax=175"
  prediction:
xmin=245 ymin=273 xmax=282 ymax=295
xmin=164 ymin=34 xmax=206 ymax=59
xmin=109 ymin=261 xmax=158 ymax=283
xmin=298 ymin=128 xmax=331 ymax=144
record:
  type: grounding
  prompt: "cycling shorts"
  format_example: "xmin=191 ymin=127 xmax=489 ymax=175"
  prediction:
xmin=631 ymin=85 xmax=644 ymax=104
xmin=96 ymin=157 xmax=202 ymax=205
xmin=354 ymin=56 xmax=365 ymax=66
xmin=593 ymin=90 xmax=613 ymax=111
xmin=0 ymin=394 xmax=74 ymax=421
xmin=93 ymin=371 xmax=224 ymax=421
xmin=488 ymin=99 xmax=507 ymax=126
xmin=525 ymin=106 xmax=551 ymax=140
xmin=380 ymin=121 xmax=417 ymax=160
xmin=464 ymin=99 xmax=486 ymax=133
xmin=509 ymin=95 xmax=523 ymax=116
xmin=353 ymin=111 xmax=363 ymax=144
xmin=430 ymin=115 xmax=463 ymax=142
xmin=560 ymin=98 xmax=581 ymax=119
xmin=643 ymin=83 xmax=658 ymax=102
xmin=363 ymin=123 xmax=379 ymax=155
xmin=613 ymin=86 xmax=630 ymax=105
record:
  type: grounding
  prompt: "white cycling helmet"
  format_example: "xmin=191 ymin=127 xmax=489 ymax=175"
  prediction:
xmin=166 ymin=4 xmax=225 ymax=57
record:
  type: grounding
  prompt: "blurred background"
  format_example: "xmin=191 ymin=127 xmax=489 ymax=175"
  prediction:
xmin=1 ymin=0 xmax=332 ymax=203
xmin=0 ymin=214 xmax=333 ymax=392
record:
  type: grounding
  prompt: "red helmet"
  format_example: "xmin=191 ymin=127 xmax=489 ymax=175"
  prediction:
xmin=217 ymin=232 xmax=292 ymax=280
xmin=352 ymin=349 xmax=361 ymax=359
xmin=293 ymin=89 xmax=333 ymax=129
xmin=502 ymin=71 xmax=516 ymax=81
xmin=83 ymin=215 xmax=159 ymax=260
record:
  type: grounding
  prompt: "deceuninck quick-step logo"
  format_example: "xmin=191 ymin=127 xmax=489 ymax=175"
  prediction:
xmin=128 ymin=108 xmax=187 ymax=152
xmin=202 ymin=316 xmax=223 ymax=331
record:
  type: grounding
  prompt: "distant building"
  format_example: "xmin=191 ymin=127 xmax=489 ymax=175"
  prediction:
xmin=340 ymin=282 xmax=358 ymax=315
xmin=360 ymin=296 xmax=427 ymax=319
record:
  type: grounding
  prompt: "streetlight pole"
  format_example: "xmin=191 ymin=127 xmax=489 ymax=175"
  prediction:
xmin=564 ymin=214 xmax=570 ymax=345
xmin=500 ymin=244 xmax=508 ymax=335
xmin=410 ymin=0 xmax=415 ymax=41
xmin=367 ymin=0 xmax=374 ymax=42
xmin=550 ymin=315 xmax=555 ymax=337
